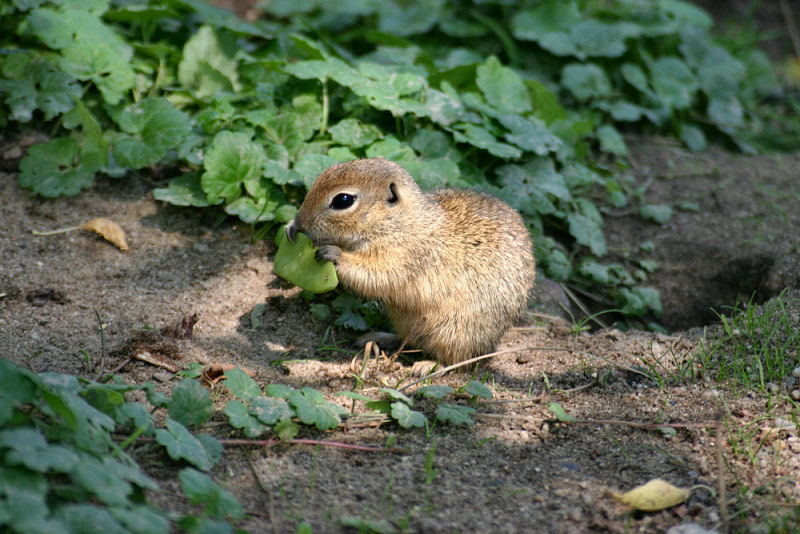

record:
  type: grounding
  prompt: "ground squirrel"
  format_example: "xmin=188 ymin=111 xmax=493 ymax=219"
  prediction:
xmin=286 ymin=158 xmax=536 ymax=366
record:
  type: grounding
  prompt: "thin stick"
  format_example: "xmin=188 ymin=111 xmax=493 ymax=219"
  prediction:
xmin=94 ymin=309 xmax=107 ymax=379
xmin=32 ymin=225 xmax=81 ymax=236
xmin=101 ymin=356 xmax=133 ymax=382
xmin=398 ymin=345 xmax=654 ymax=393
xmin=561 ymin=283 xmax=609 ymax=329
xmin=716 ymin=415 xmax=729 ymax=534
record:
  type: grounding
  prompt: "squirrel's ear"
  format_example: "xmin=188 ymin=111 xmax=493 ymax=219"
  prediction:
xmin=387 ymin=182 xmax=399 ymax=205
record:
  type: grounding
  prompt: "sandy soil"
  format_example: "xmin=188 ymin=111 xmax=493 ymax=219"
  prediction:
xmin=1 ymin=135 xmax=799 ymax=533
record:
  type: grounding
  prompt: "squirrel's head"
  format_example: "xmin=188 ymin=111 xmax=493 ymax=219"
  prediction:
xmin=287 ymin=158 xmax=431 ymax=250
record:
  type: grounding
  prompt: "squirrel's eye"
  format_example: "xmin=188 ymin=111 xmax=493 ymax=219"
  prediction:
xmin=330 ymin=193 xmax=356 ymax=210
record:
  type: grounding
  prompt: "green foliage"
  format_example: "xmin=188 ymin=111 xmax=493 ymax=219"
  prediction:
xmin=0 ymin=359 xmax=239 ymax=534
xmin=0 ymin=0 xmax=782 ymax=323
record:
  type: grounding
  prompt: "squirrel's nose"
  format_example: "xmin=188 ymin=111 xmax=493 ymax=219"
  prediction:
xmin=285 ymin=219 xmax=300 ymax=243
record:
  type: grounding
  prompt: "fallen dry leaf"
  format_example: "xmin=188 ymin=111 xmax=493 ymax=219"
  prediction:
xmin=133 ymin=350 xmax=180 ymax=373
xmin=612 ymin=478 xmax=690 ymax=512
xmin=81 ymin=218 xmax=129 ymax=251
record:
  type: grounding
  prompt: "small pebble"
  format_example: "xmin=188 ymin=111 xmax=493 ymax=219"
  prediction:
xmin=774 ymin=417 xmax=797 ymax=431
xmin=792 ymin=367 xmax=800 ymax=378
xmin=766 ymin=382 xmax=779 ymax=395
xmin=791 ymin=389 xmax=800 ymax=401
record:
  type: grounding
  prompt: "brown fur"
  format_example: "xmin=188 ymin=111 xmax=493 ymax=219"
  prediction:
xmin=287 ymin=158 xmax=536 ymax=365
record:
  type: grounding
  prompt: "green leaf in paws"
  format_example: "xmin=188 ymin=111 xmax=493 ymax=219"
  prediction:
xmin=273 ymin=225 xmax=338 ymax=294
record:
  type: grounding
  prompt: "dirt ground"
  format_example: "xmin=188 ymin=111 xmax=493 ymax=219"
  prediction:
xmin=1 ymin=132 xmax=799 ymax=533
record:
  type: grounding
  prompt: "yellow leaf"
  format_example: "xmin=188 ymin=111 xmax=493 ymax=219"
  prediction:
xmin=612 ymin=478 xmax=689 ymax=512
xmin=80 ymin=218 xmax=129 ymax=251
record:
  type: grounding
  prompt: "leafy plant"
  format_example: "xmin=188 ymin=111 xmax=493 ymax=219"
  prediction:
xmin=0 ymin=0 xmax=783 ymax=324
xmin=0 ymin=360 xmax=240 ymax=534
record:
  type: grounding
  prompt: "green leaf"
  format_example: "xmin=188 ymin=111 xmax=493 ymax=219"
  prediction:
xmin=548 ymin=402 xmax=577 ymax=422
xmin=650 ymin=57 xmax=697 ymax=110
xmin=707 ymin=96 xmax=744 ymax=129
xmin=616 ymin=287 xmax=663 ymax=317
xmin=568 ymin=212 xmax=606 ymax=255
xmin=167 ymin=379 xmax=213 ymax=428
xmin=110 ymin=505 xmax=170 ymax=534
xmin=658 ymin=0 xmax=713 ymax=29
xmin=640 ymin=204 xmax=673 ymax=224
xmin=178 ymin=25 xmax=240 ymax=98
xmin=220 ymin=367 xmax=260 ymax=401
xmin=495 ymin=159 xmax=570 ymax=217
xmin=0 ymin=428 xmax=79 ymax=473
xmin=596 ymin=124 xmax=627 ymax=156
xmin=379 ymin=388 xmax=414 ymax=406
xmin=155 ymin=418 xmax=215 ymax=470
xmin=561 ymin=64 xmax=611 ymax=102
xmin=414 ymin=385 xmax=454 ymax=400
xmin=18 ymin=137 xmax=99 ymax=197
xmin=364 ymin=137 xmax=416 ymax=162
xmin=273 ymin=225 xmax=338 ymax=294
xmin=568 ymin=20 xmax=632 ymax=58
xmin=390 ymin=402 xmax=427 ymax=428
xmin=55 ymin=504 xmax=124 ymax=533
xmin=679 ymin=124 xmax=707 ymax=152
xmin=263 ymin=383 xmax=295 ymax=399
xmin=451 ymin=123 xmax=521 ymax=159
xmin=274 ymin=418 xmax=299 ymax=441
xmin=111 ymin=97 xmax=191 ymax=169
xmin=463 ymin=381 xmax=492 ymax=400
xmin=59 ymin=40 xmax=135 ymax=105
xmin=498 ymin=114 xmax=562 ymax=156
xmin=329 ymin=118 xmax=382 ymax=148
xmin=70 ymin=455 xmax=135 ymax=507
xmin=179 ymin=468 xmax=244 ymax=520
xmin=331 ymin=293 xmax=370 ymax=331
xmin=434 ymin=404 xmax=475 ymax=426
xmin=249 ymin=396 xmax=293 ymax=426
xmin=579 ymin=258 xmax=611 ymax=284
xmin=377 ymin=0 xmax=442 ymax=36
xmin=476 ymin=56 xmax=531 ymax=114
xmin=201 ymin=131 xmax=266 ymax=204
xmin=0 ymin=55 xmax=79 ymax=122
xmin=294 ymin=153 xmax=339 ymax=190
xmin=511 ymin=1 xmax=581 ymax=41
xmin=153 ymin=173 xmax=212 ymax=207
xmin=288 ymin=387 xmax=348 ymax=430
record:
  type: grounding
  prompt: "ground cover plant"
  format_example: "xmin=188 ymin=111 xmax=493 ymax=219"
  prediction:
xmin=0 ymin=0 xmax=785 ymax=327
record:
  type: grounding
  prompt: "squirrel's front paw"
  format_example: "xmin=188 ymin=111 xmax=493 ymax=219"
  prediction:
xmin=316 ymin=245 xmax=342 ymax=265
